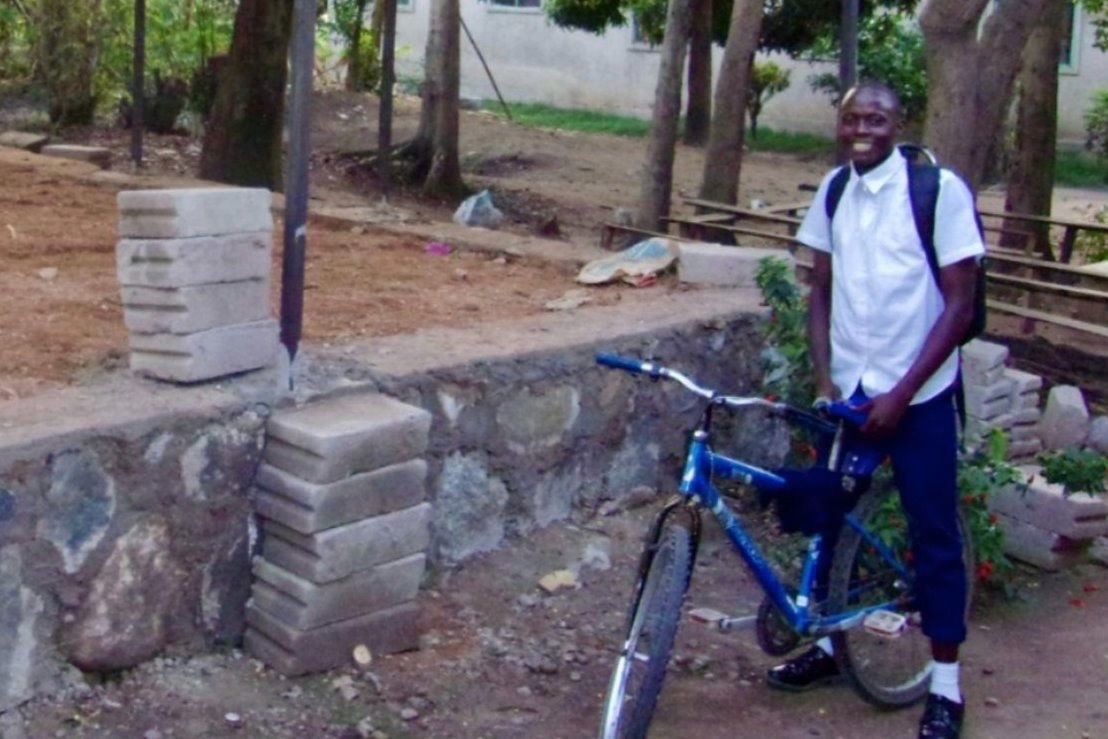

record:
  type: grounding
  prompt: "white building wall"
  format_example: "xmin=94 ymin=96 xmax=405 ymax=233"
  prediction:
xmin=393 ymin=2 xmax=1103 ymax=145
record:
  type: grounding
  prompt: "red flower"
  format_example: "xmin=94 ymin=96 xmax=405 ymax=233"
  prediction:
xmin=1070 ymin=598 xmax=1086 ymax=608
xmin=976 ymin=561 xmax=995 ymax=581
xmin=1083 ymin=583 xmax=1098 ymax=593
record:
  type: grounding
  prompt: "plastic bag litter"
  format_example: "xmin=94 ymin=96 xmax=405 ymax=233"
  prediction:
xmin=576 ymin=237 xmax=680 ymax=285
xmin=453 ymin=189 xmax=505 ymax=229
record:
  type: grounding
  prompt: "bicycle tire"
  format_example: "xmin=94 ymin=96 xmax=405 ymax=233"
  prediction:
xmin=598 ymin=519 xmax=694 ymax=739
xmin=828 ymin=483 xmax=974 ymax=709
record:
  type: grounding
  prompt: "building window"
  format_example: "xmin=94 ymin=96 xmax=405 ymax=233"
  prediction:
xmin=488 ymin=0 xmax=542 ymax=8
xmin=1059 ymin=4 xmax=1080 ymax=74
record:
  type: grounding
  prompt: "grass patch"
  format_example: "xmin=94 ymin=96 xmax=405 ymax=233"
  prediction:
xmin=1055 ymin=150 xmax=1108 ymax=188
xmin=746 ymin=127 xmax=833 ymax=155
xmin=482 ymin=101 xmax=650 ymax=137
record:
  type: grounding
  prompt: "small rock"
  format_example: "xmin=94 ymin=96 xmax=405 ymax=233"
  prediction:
xmin=355 ymin=717 xmax=376 ymax=739
xmin=37 ymin=267 xmax=58 ymax=281
xmin=399 ymin=707 xmax=420 ymax=721
xmin=516 ymin=686 xmax=533 ymax=697
xmin=142 ymin=731 xmax=162 ymax=739
xmin=353 ymin=644 xmax=373 ymax=669
xmin=332 ymin=675 xmax=360 ymax=701
xmin=538 ymin=569 xmax=578 ymax=594
xmin=544 ymin=289 xmax=591 ymax=311
xmin=984 ymin=697 xmax=1000 ymax=708
xmin=569 ymin=671 xmax=581 ymax=682
xmin=224 ymin=712 xmax=243 ymax=728
xmin=492 ymin=256 xmax=508 ymax=265
xmin=516 ymin=593 xmax=540 ymax=608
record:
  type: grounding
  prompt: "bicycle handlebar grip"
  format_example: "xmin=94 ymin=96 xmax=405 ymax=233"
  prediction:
xmin=595 ymin=352 xmax=645 ymax=374
xmin=826 ymin=401 xmax=868 ymax=428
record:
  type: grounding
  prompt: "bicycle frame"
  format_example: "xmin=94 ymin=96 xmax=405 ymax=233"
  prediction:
xmin=679 ymin=427 xmax=911 ymax=638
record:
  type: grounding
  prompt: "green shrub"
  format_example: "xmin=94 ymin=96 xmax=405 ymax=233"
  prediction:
xmin=1086 ymin=89 xmax=1108 ymax=170
xmin=1037 ymin=448 xmax=1107 ymax=495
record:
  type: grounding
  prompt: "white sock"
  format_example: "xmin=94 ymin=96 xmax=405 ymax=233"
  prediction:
xmin=929 ymin=661 xmax=962 ymax=703
xmin=815 ymin=637 xmax=834 ymax=656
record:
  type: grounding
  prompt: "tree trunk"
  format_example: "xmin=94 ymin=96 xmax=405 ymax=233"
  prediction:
xmin=345 ymin=0 xmax=370 ymax=91
xmin=199 ymin=0 xmax=294 ymax=190
xmin=919 ymin=0 xmax=1056 ymax=191
xmin=683 ymin=0 xmax=712 ymax=147
xmin=38 ymin=0 xmax=103 ymax=126
xmin=1003 ymin=0 xmax=1067 ymax=260
xmin=697 ymin=0 xmax=764 ymax=205
xmin=634 ymin=0 xmax=696 ymax=231
xmin=420 ymin=0 xmax=466 ymax=199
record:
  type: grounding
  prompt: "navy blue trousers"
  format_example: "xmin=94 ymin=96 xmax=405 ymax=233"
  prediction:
xmin=820 ymin=386 xmax=968 ymax=645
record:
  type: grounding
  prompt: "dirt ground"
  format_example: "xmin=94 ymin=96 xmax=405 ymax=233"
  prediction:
xmin=8 ymin=494 xmax=1108 ymax=739
xmin=2 ymin=89 xmax=1108 ymax=738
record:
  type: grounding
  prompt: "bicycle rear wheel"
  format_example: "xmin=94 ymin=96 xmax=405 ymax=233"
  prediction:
xmin=599 ymin=519 xmax=694 ymax=739
xmin=827 ymin=484 xmax=974 ymax=709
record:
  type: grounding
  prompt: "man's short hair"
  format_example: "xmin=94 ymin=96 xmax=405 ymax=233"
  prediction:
xmin=842 ymin=80 xmax=903 ymax=119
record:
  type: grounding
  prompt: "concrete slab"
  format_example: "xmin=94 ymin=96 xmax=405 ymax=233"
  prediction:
xmin=260 ymin=503 xmax=431 ymax=583
xmin=129 ymin=319 xmax=278 ymax=383
xmin=254 ymin=459 xmax=427 ymax=534
xmin=0 ymin=131 xmax=48 ymax=153
xmin=116 ymin=231 xmax=272 ymax=287
xmin=677 ymin=243 xmax=792 ymax=287
xmin=251 ymin=554 xmax=424 ymax=629
xmin=41 ymin=144 xmax=110 ymax=169
xmin=118 ymin=188 xmax=272 ymax=239
xmin=122 ymin=280 xmax=269 ymax=334
xmin=996 ymin=513 xmax=1089 ymax=571
xmin=244 ymin=601 xmax=419 ymax=676
xmin=264 ymin=394 xmax=432 ymax=484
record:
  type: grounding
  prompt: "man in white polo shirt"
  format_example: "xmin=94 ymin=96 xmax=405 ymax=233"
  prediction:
xmin=764 ymin=82 xmax=983 ymax=739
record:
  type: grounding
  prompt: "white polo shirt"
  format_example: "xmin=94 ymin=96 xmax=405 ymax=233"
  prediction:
xmin=796 ymin=149 xmax=985 ymax=404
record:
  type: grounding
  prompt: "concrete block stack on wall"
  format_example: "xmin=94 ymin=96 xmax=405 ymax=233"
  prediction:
xmin=962 ymin=339 xmax=1045 ymax=460
xmin=245 ymin=393 xmax=433 ymax=675
xmin=116 ymin=188 xmax=278 ymax=383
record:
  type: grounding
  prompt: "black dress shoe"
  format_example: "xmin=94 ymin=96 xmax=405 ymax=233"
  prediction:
xmin=765 ymin=646 xmax=840 ymax=692
xmin=918 ymin=693 xmax=964 ymax=738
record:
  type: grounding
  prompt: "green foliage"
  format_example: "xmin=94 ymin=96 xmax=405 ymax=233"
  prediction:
xmin=1055 ymin=150 xmax=1108 ymax=189
xmin=1073 ymin=206 xmax=1108 ymax=263
xmin=956 ymin=430 xmax=1023 ymax=586
xmin=755 ymin=256 xmax=813 ymax=406
xmin=747 ymin=61 xmax=791 ymax=138
xmin=1037 ymin=448 xmax=1108 ymax=495
xmin=745 ymin=126 xmax=833 ymax=154
xmin=807 ymin=11 xmax=927 ymax=126
xmin=481 ymin=101 xmax=652 ymax=137
xmin=323 ymin=0 xmax=381 ymax=92
xmin=1085 ymin=89 xmax=1108 ymax=171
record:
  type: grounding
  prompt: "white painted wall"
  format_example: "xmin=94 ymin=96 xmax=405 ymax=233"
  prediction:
xmin=392 ymin=1 xmax=1104 ymax=145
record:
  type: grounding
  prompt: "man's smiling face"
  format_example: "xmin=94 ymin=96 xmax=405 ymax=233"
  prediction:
xmin=837 ymin=86 xmax=901 ymax=172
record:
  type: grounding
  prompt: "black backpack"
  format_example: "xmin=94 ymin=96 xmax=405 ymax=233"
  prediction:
xmin=823 ymin=144 xmax=987 ymax=345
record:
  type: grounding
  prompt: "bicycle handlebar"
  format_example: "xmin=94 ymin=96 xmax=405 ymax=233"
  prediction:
xmin=595 ymin=352 xmax=866 ymax=432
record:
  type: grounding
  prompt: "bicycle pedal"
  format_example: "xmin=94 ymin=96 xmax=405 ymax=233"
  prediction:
xmin=862 ymin=609 xmax=908 ymax=639
xmin=689 ymin=607 xmax=730 ymax=625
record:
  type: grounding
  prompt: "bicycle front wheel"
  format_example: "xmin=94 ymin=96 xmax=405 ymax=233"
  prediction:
xmin=598 ymin=519 xmax=694 ymax=739
xmin=827 ymin=484 xmax=974 ymax=709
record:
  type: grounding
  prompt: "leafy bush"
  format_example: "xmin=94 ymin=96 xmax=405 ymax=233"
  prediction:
xmin=1037 ymin=448 xmax=1107 ymax=495
xmin=755 ymin=257 xmax=813 ymax=406
xmin=748 ymin=61 xmax=791 ymax=138
xmin=1074 ymin=206 xmax=1108 ymax=263
xmin=1085 ymin=89 xmax=1108 ymax=172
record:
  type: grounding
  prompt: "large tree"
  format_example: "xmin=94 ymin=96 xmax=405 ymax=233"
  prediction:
xmin=634 ymin=0 xmax=695 ymax=230
xmin=697 ymin=0 xmax=764 ymax=205
xmin=919 ymin=0 xmax=1059 ymax=190
xmin=199 ymin=0 xmax=293 ymax=189
xmin=413 ymin=0 xmax=465 ymax=198
xmin=1003 ymin=0 xmax=1069 ymax=259
xmin=683 ymin=0 xmax=713 ymax=146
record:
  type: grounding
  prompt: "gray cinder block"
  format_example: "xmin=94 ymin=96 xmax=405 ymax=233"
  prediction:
xmin=42 ymin=144 xmax=111 ymax=169
xmin=260 ymin=503 xmax=432 ymax=583
xmin=677 ymin=243 xmax=792 ymax=287
xmin=995 ymin=513 xmax=1089 ymax=571
xmin=116 ymin=232 xmax=272 ymax=287
xmin=244 ymin=601 xmax=419 ymax=676
xmin=962 ymin=340 xmax=1009 ymax=385
xmin=118 ymin=188 xmax=272 ymax=239
xmin=990 ymin=467 xmax=1108 ymax=540
xmin=254 ymin=460 xmax=427 ymax=534
xmin=121 ymin=280 xmax=269 ymax=334
xmin=129 ymin=319 xmax=278 ymax=382
xmin=264 ymin=394 xmax=432 ymax=484
xmin=251 ymin=555 xmax=425 ymax=630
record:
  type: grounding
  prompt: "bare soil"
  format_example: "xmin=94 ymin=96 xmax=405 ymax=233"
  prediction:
xmin=3 ymin=89 xmax=1108 ymax=738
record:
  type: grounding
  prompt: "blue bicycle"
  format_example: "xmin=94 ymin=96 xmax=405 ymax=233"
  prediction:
xmin=595 ymin=354 xmax=974 ymax=739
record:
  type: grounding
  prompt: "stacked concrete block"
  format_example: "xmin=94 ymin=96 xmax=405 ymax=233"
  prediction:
xmin=115 ymin=188 xmax=278 ymax=383
xmin=961 ymin=340 xmax=1046 ymax=461
xmin=991 ymin=465 xmax=1108 ymax=570
xmin=245 ymin=393 xmax=433 ymax=676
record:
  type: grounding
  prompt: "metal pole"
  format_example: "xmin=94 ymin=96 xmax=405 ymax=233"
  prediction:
xmin=460 ymin=16 xmax=511 ymax=121
xmin=839 ymin=0 xmax=858 ymax=94
xmin=280 ymin=0 xmax=316 ymax=375
xmin=131 ymin=0 xmax=145 ymax=166
xmin=378 ymin=0 xmax=396 ymax=194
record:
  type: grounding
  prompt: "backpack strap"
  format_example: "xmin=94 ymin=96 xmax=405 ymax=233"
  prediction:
xmin=906 ymin=162 xmax=941 ymax=285
xmin=824 ymin=165 xmax=850 ymax=221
